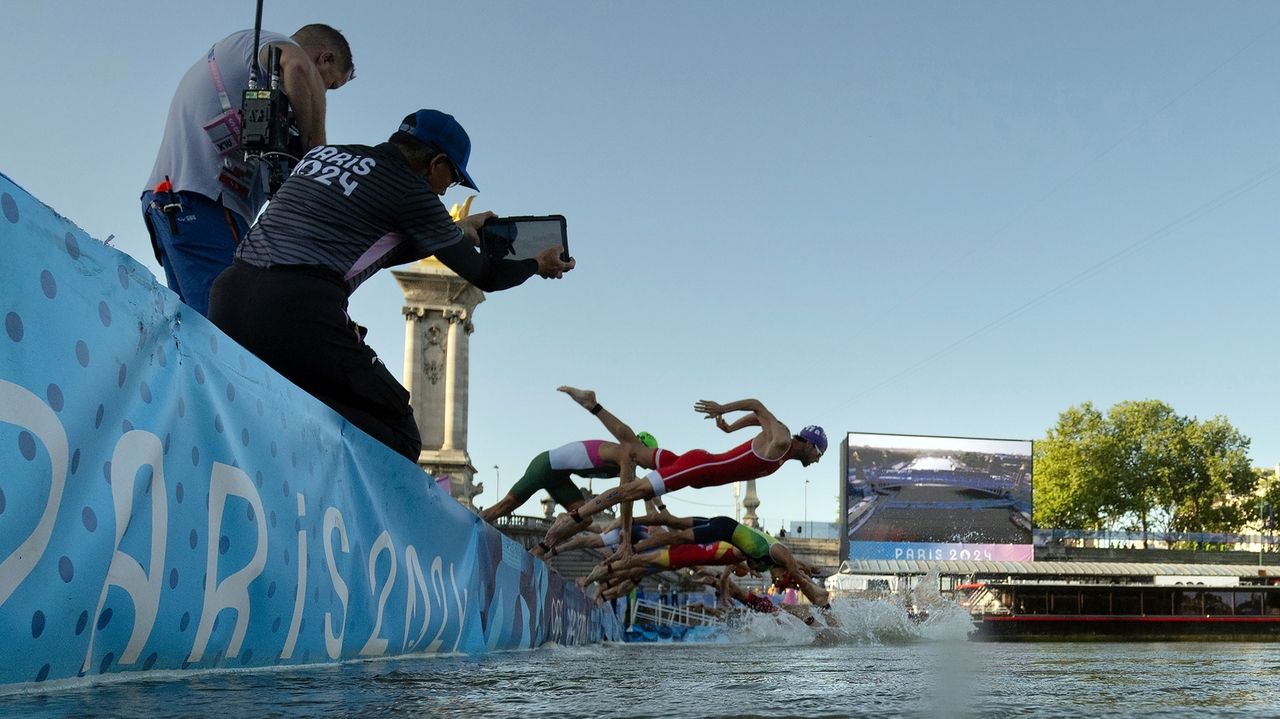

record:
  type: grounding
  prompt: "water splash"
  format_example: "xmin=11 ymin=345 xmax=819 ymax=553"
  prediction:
xmin=694 ymin=568 xmax=975 ymax=646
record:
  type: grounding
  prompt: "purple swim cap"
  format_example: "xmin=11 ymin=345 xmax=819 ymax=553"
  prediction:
xmin=798 ymin=425 xmax=827 ymax=453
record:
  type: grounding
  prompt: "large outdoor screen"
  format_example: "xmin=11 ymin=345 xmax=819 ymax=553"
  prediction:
xmin=841 ymin=432 xmax=1033 ymax=562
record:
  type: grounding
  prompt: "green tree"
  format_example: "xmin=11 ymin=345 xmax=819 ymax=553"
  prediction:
xmin=1106 ymin=400 xmax=1184 ymax=546
xmin=1034 ymin=400 xmax=1257 ymax=542
xmin=1163 ymin=416 xmax=1254 ymax=541
xmin=1033 ymin=402 xmax=1115 ymax=530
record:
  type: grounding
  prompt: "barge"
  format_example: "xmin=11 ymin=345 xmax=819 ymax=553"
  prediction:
xmin=833 ymin=558 xmax=1280 ymax=641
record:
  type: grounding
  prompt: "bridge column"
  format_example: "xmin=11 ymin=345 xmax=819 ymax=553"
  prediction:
xmin=742 ymin=479 xmax=761 ymax=528
xmin=393 ymin=259 xmax=485 ymax=508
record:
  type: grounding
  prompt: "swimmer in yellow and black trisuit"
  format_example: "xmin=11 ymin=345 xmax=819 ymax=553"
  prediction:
xmin=586 ymin=515 xmax=834 ymax=624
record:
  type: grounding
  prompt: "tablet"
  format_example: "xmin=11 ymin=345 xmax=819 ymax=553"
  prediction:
xmin=478 ymin=215 xmax=570 ymax=263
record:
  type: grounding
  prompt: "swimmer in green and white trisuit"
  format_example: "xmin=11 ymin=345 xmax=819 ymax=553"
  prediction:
xmin=484 ymin=387 xmax=678 ymax=530
xmin=480 ymin=434 xmax=666 ymax=524
xmin=527 ymin=387 xmax=679 ymax=558
xmin=586 ymin=515 xmax=833 ymax=617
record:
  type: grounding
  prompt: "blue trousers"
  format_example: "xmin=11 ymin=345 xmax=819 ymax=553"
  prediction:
xmin=141 ymin=191 xmax=248 ymax=317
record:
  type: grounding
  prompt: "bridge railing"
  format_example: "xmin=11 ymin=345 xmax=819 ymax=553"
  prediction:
xmin=629 ymin=598 xmax=719 ymax=628
xmin=494 ymin=514 xmax=555 ymax=533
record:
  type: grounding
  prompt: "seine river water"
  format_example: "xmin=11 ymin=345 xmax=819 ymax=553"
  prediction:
xmin=5 ymin=598 xmax=1280 ymax=718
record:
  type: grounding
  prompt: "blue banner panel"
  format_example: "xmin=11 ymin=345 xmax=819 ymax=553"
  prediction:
xmin=845 ymin=541 xmax=1034 ymax=562
xmin=0 ymin=172 xmax=619 ymax=689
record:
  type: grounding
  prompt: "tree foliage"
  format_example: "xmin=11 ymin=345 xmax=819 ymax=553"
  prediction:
xmin=1033 ymin=400 xmax=1257 ymax=540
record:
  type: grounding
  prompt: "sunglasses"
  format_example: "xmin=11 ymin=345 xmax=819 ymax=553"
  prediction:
xmin=438 ymin=156 xmax=464 ymax=188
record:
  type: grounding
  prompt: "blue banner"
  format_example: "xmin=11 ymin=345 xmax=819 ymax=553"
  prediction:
xmin=0 ymin=172 xmax=619 ymax=688
xmin=847 ymin=541 xmax=1033 ymax=562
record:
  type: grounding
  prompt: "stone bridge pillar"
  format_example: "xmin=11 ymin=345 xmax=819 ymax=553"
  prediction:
xmin=742 ymin=480 xmax=761 ymax=528
xmin=393 ymin=258 xmax=485 ymax=508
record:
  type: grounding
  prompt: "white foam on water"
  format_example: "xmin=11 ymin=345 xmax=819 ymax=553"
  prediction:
xmin=690 ymin=568 xmax=976 ymax=646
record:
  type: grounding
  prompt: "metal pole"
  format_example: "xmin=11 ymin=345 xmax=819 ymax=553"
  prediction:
xmin=1261 ymin=500 xmax=1269 ymax=567
xmin=494 ymin=465 xmax=500 ymax=502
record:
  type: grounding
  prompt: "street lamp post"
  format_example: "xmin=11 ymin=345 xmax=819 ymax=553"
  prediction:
xmin=493 ymin=465 xmax=500 ymax=503
xmin=804 ymin=479 xmax=809 ymax=537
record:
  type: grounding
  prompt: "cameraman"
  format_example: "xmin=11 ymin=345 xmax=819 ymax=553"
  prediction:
xmin=208 ymin=109 xmax=574 ymax=462
xmin=142 ymin=24 xmax=354 ymax=316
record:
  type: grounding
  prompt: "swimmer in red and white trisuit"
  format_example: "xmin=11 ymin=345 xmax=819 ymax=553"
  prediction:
xmin=537 ymin=394 xmax=827 ymax=553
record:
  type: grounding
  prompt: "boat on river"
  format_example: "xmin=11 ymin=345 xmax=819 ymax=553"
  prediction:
xmin=834 ymin=558 xmax=1280 ymax=641
xmin=965 ymin=580 xmax=1280 ymax=641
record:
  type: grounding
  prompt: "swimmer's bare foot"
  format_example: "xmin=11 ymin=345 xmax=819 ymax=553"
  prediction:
xmin=557 ymin=385 xmax=597 ymax=411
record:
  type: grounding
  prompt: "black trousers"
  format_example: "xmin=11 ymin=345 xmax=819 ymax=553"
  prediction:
xmin=209 ymin=261 xmax=422 ymax=461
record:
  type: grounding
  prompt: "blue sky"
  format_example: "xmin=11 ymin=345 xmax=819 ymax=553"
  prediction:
xmin=3 ymin=1 xmax=1279 ymax=530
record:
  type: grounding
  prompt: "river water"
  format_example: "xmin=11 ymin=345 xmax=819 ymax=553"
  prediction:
xmin=4 ymin=597 xmax=1280 ymax=718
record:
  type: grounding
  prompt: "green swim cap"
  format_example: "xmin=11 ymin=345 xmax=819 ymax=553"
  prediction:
xmin=637 ymin=431 xmax=659 ymax=449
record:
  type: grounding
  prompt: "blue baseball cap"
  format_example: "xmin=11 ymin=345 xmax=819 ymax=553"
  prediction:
xmin=398 ymin=109 xmax=478 ymax=191
xmin=798 ymin=425 xmax=828 ymax=454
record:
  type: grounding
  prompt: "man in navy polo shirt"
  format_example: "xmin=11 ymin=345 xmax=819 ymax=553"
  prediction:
xmin=209 ymin=109 xmax=574 ymax=461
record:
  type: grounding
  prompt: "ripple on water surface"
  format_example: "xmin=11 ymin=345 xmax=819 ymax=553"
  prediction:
xmin=4 ymin=598 xmax=1280 ymax=718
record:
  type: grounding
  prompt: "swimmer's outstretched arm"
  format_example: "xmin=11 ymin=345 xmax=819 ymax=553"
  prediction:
xmin=629 ymin=526 xmax=695 ymax=554
xmin=695 ymin=398 xmax=783 ymax=433
xmin=617 ymin=452 xmax=636 ymax=563
xmin=695 ymin=398 xmax=791 ymax=456
xmin=552 ymin=529 xmax=607 ymax=555
xmin=718 ymin=567 xmax=736 ymax=607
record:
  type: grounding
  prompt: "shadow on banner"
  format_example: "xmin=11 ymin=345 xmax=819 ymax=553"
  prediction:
xmin=0 ymin=171 xmax=620 ymax=689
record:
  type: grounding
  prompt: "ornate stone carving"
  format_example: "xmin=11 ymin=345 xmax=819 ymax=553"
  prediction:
xmin=421 ymin=321 xmax=448 ymax=385
xmin=423 ymin=357 xmax=443 ymax=385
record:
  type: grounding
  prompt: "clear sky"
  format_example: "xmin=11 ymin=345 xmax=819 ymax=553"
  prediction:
xmin=3 ymin=1 xmax=1279 ymax=531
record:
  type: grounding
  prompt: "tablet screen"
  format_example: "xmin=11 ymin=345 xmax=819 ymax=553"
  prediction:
xmin=479 ymin=216 xmax=569 ymax=262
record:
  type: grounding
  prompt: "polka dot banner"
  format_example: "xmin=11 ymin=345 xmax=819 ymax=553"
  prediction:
xmin=0 ymin=171 xmax=620 ymax=688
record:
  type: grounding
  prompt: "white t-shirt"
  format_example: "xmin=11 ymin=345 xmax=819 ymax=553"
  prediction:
xmin=145 ymin=29 xmax=295 ymax=222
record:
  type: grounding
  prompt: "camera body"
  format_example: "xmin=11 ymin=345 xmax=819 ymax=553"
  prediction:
xmin=240 ymin=88 xmax=293 ymax=157
xmin=240 ymin=46 xmax=301 ymax=194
